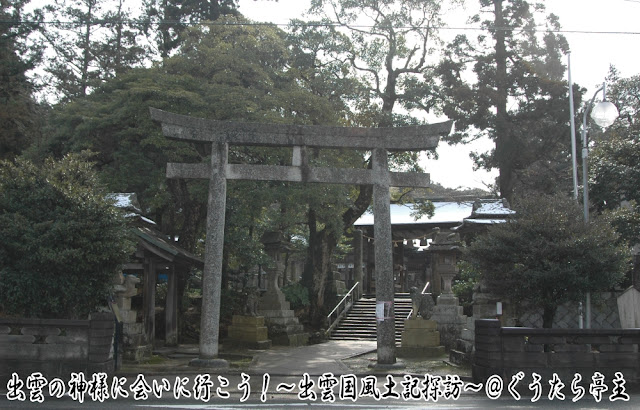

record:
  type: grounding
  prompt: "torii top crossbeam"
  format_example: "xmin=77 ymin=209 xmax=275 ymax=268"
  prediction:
xmin=150 ymin=107 xmax=452 ymax=367
xmin=150 ymin=108 xmax=450 ymax=150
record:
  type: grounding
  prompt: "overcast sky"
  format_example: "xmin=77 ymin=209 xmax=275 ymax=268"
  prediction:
xmin=237 ymin=0 xmax=640 ymax=190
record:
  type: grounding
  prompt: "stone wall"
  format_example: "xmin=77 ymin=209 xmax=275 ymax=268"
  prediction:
xmin=473 ymin=319 xmax=640 ymax=385
xmin=0 ymin=312 xmax=115 ymax=384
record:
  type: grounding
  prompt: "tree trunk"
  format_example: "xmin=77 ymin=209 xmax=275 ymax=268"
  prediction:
xmin=301 ymin=16 xmax=404 ymax=328
xmin=79 ymin=1 xmax=94 ymax=97
xmin=114 ymin=0 xmax=124 ymax=75
xmin=542 ymin=305 xmax=556 ymax=329
xmin=302 ymin=209 xmax=338 ymax=326
xmin=493 ymin=0 xmax=514 ymax=203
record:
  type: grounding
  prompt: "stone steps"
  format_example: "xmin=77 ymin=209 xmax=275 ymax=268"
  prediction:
xmin=330 ymin=295 xmax=413 ymax=343
xmin=448 ymin=349 xmax=469 ymax=365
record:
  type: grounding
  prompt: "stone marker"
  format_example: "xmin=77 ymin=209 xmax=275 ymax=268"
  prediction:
xmin=398 ymin=288 xmax=443 ymax=357
xmin=398 ymin=318 xmax=445 ymax=358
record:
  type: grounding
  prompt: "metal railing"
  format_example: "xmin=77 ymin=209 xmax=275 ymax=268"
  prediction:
xmin=325 ymin=281 xmax=361 ymax=337
xmin=406 ymin=282 xmax=430 ymax=320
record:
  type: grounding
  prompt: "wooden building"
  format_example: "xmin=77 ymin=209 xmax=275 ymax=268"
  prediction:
xmin=110 ymin=193 xmax=203 ymax=361
xmin=350 ymin=199 xmax=513 ymax=295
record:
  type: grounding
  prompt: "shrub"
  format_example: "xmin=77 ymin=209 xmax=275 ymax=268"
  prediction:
xmin=465 ymin=192 xmax=630 ymax=328
xmin=0 ymin=154 xmax=134 ymax=318
xmin=452 ymin=261 xmax=480 ymax=317
xmin=282 ymin=282 xmax=310 ymax=311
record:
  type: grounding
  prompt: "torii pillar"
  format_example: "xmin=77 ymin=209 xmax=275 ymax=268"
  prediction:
xmin=197 ymin=141 xmax=229 ymax=367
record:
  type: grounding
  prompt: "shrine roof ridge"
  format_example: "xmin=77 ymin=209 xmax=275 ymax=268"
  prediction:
xmin=149 ymin=107 xmax=451 ymax=150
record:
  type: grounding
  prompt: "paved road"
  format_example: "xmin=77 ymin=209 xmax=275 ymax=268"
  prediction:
xmin=1 ymin=386 xmax=638 ymax=409
xmin=2 ymin=340 xmax=639 ymax=408
xmin=248 ymin=339 xmax=377 ymax=376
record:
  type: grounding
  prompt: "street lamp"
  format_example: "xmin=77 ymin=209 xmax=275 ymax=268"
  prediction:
xmin=581 ymin=82 xmax=619 ymax=329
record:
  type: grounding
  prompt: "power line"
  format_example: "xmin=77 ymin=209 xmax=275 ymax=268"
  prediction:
xmin=2 ymin=18 xmax=640 ymax=36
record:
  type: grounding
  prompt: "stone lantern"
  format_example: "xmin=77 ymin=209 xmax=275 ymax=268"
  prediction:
xmin=257 ymin=231 xmax=309 ymax=346
xmin=428 ymin=228 xmax=461 ymax=302
xmin=427 ymin=228 xmax=467 ymax=351
xmin=259 ymin=231 xmax=290 ymax=310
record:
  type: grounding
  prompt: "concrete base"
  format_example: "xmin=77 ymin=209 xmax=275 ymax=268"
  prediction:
xmin=368 ymin=361 xmax=406 ymax=370
xmin=189 ymin=358 xmax=229 ymax=369
xmin=259 ymin=309 xmax=309 ymax=347
xmin=401 ymin=319 xmax=442 ymax=348
xmin=123 ymin=344 xmax=152 ymax=363
xmin=227 ymin=315 xmax=272 ymax=349
xmin=397 ymin=346 xmax=445 ymax=358
xmin=271 ymin=332 xmax=309 ymax=347
xmin=449 ymin=317 xmax=475 ymax=365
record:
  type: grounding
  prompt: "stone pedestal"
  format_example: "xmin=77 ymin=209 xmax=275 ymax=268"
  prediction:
xmin=449 ymin=281 xmax=501 ymax=365
xmin=113 ymin=274 xmax=151 ymax=363
xmin=259 ymin=310 xmax=308 ymax=346
xmin=450 ymin=316 xmax=475 ymax=365
xmin=426 ymin=229 xmax=467 ymax=350
xmin=431 ymin=293 xmax=468 ymax=352
xmin=398 ymin=318 xmax=445 ymax=357
xmin=472 ymin=290 xmax=500 ymax=319
xmin=258 ymin=301 xmax=309 ymax=347
xmin=227 ymin=315 xmax=272 ymax=349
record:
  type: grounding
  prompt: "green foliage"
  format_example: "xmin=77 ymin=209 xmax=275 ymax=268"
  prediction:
xmin=591 ymin=133 xmax=640 ymax=210
xmin=220 ymin=287 xmax=245 ymax=321
xmin=0 ymin=0 xmax=40 ymax=159
xmin=142 ymin=0 xmax=238 ymax=57
xmin=465 ymin=192 xmax=630 ymax=328
xmin=589 ymin=72 xmax=640 ymax=246
xmin=438 ymin=0 xmax=576 ymax=200
xmin=36 ymin=15 xmax=341 ymax=261
xmin=38 ymin=0 xmax=149 ymax=101
xmin=0 ymin=153 xmax=135 ymax=318
xmin=601 ymin=204 xmax=640 ymax=248
xmin=303 ymin=0 xmax=450 ymax=126
xmin=452 ymin=261 xmax=480 ymax=316
xmin=281 ymin=282 xmax=311 ymax=311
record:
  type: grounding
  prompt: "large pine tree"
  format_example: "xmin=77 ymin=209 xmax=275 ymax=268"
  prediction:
xmin=142 ymin=0 xmax=239 ymax=58
xmin=438 ymin=0 xmax=577 ymax=201
xmin=0 ymin=0 xmax=39 ymax=159
xmin=38 ymin=0 xmax=149 ymax=101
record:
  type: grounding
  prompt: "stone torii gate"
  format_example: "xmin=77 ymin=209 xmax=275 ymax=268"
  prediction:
xmin=150 ymin=107 xmax=451 ymax=366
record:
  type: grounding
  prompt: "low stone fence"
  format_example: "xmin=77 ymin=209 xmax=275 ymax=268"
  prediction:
xmin=0 ymin=312 xmax=115 ymax=384
xmin=473 ymin=319 xmax=640 ymax=385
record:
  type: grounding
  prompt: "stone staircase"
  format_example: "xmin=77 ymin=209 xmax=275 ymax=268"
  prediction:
xmin=329 ymin=294 xmax=413 ymax=343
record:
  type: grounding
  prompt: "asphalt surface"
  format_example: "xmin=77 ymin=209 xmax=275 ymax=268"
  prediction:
xmin=2 ymin=340 xmax=639 ymax=408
